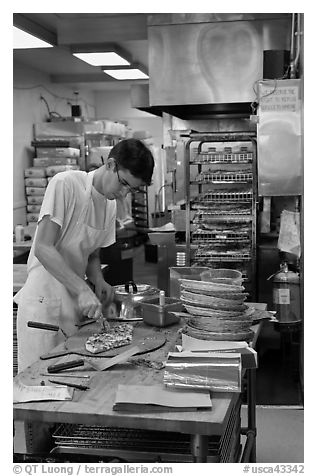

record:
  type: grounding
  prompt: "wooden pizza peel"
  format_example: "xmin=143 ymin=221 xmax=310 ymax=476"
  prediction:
xmin=27 ymin=321 xmax=166 ymax=363
xmin=46 ymin=337 xmax=166 ymax=373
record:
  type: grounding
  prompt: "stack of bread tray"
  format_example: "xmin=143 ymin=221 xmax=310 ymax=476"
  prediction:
xmin=179 ymin=270 xmax=254 ymax=341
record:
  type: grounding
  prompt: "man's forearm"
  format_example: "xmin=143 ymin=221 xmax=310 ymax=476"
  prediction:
xmin=35 ymin=242 xmax=89 ymax=297
xmin=86 ymin=249 xmax=104 ymax=285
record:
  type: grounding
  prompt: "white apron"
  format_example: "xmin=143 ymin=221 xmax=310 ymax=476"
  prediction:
xmin=15 ymin=171 xmax=110 ymax=372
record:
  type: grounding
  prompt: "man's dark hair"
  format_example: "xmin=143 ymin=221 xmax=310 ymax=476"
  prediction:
xmin=109 ymin=138 xmax=154 ymax=185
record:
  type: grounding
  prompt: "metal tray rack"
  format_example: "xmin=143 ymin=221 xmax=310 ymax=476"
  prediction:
xmin=50 ymin=409 xmax=242 ymax=463
xmin=193 ymin=215 xmax=252 ymax=225
xmin=191 ymin=189 xmax=253 ymax=204
xmin=194 ymin=248 xmax=251 ymax=263
xmin=194 ymin=170 xmax=253 ymax=183
xmin=191 ymin=151 xmax=253 ymax=164
xmin=184 ymin=132 xmax=257 ymax=299
xmin=192 ymin=230 xmax=251 ymax=245
xmin=192 ymin=205 xmax=252 ymax=216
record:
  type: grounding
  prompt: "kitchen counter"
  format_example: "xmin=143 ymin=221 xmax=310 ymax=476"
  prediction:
xmin=14 ymin=316 xmax=263 ymax=462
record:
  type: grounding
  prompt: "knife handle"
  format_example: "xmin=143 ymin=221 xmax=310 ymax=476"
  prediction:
xmin=40 ymin=349 xmax=72 ymax=360
xmin=47 ymin=359 xmax=85 ymax=373
xmin=27 ymin=321 xmax=60 ymax=332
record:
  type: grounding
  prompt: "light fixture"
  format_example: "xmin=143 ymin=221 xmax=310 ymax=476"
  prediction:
xmin=13 ymin=26 xmax=53 ymax=49
xmin=73 ymin=52 xmax=130 ymax=66
xmin=103 ymin=69 xmax=149 ymax=80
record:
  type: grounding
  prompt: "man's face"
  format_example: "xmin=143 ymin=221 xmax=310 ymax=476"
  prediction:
xmin=103 ymin=161 xmax=145 ymax=200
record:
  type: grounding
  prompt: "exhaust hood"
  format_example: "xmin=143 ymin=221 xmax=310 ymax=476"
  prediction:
xmin=130 ymin=83 xmax=253 ymax=119
xmin=131 ymin=14 xmax=292 ymax=119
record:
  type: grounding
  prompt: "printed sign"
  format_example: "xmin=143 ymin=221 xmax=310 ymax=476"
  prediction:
xmin=259 ymin=83 xmax=299 ymax=113
xmin=273 ymin=288 xmax=290 ymax=305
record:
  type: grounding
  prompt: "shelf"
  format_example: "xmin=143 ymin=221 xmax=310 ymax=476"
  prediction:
xmin=184 ymin=132 xmax=257 ymax=299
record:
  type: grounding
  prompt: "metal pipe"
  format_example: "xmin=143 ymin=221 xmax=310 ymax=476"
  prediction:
xmin=241 ymin=430 xmax=256 ymax=462
xmin=290 ymin=13 xmax=296 ymax=63
xmin=293 ymin=14 xmax=302 ymax=72
xmin=190 ymin=434 xmax=208 ymax=463
xmin=290 ymin=13 xmax=302 ymax=79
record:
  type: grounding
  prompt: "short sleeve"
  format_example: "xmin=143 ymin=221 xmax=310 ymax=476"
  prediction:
xmin=38 ymin=174 xmax=71 ymax=227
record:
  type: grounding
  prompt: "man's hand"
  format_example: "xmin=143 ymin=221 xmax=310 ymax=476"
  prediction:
xmin=95 ymin=278 xmax=115 ymax=307
xmin=77 ymin=286 xmax=103 ymax=320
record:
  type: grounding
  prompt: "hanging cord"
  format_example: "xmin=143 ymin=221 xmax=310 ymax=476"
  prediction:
xmin=40 ymin=95 xmax=62 ymax=119
xmin=250 ymin=65 xmax=292 ymax=115
xmin=14 ymin=83 xmax=96 ymax=118
xmin=154 ymin=183 xmax=173 ymax=226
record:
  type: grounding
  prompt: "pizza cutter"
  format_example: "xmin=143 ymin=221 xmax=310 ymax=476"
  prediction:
xmin=46 ymin=336 xmax=166 ymax=373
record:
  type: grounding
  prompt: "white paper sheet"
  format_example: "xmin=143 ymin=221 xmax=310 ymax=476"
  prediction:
xmin=13 ymin=381 xmax=74 ymax=403
xmin=181 ymin=333 xmax=248 ymax=352
xmin=278 ymin=210 xmax=301 ymax=257
xmin=114 ymin=384 xmax=211 ymax=408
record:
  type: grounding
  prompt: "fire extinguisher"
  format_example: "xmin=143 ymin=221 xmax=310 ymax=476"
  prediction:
xmin=268 ymin=262 xmax=301 ymax=323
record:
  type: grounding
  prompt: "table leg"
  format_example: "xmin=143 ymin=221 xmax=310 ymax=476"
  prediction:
xmin=190 ymin=434 xmax=208 ymax=463
xmin=247 ymin=368 xmax=257 ymax=462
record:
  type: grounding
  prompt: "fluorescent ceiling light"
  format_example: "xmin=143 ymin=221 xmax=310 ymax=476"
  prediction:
xmin=103 ymin=69 xmax=149 ymax=80
xmin=73 ymin=52 xmax=130 ymax=66
xmin=13 ymin=26 xmax=53 ymax=49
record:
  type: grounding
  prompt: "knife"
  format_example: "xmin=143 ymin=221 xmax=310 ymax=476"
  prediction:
xmin=48 ymin=379 xmax=90 ymax=391
xmin=46 ymin=345 xmax=142 ymax=373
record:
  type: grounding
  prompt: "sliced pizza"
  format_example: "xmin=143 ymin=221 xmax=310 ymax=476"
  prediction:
xmin=85 ymin=323 xmax=133 ymax=354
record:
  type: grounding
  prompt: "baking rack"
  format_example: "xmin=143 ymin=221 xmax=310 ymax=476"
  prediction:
xmin=184 ymin=132 xmax=257 ymax=299
xmin=191 ymin=152 xmax=253 ymax=164
xmin=194 ymin=170 xmax=253 ymax=183
xmin=50 ymin=396 xmax=242 ymax=463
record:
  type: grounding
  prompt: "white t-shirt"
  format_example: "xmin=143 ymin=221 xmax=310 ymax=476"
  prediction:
xmin=27 ymin=170 xmax=116 ymax=274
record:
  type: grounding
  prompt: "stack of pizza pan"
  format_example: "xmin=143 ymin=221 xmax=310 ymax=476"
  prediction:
xmin=179 ymin=272 xmax=254 ymax=341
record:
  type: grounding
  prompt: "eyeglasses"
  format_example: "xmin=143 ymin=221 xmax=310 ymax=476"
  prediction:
xmin=115 ymin=163 xmax=143 ymax=194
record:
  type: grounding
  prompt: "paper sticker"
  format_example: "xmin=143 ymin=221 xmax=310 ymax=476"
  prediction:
xmin=273 ymin=288 xmax=290 ymax=305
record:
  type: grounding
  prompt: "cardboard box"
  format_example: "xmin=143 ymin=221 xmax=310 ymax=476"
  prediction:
xmin=26 ymin=187 xmax=46 ymax=196
xmin=36 ymin=147 xmax=80 ymax=158
xmin=24 ymin=167 xmax=46 ymax=178
xmin=25 ymin=177 xmax=47 ymax=188
xmin=33 ymin=157 xmax=78 ymax=167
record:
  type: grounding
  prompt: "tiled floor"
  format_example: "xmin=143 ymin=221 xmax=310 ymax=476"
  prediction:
xmin=241 ymin=406 xmax=304 ymax=462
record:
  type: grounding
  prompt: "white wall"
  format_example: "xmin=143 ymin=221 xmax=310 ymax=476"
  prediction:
xmin=13 ymin=61 xmax=96 ymax=227
xmin=94 ymin=89 xmax=164 ymax=225
xmin=13 ymin=77 xmax=164 ymax=228
xmin=94 ymin=89 xmax=163 ymax=149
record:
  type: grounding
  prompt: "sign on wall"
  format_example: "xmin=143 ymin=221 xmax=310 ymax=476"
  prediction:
xmin=257 ymin=79 xmax=303 ymax=196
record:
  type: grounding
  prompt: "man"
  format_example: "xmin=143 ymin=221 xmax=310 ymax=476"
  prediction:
xmin=15 ymin=138 xmax=154 ymax=372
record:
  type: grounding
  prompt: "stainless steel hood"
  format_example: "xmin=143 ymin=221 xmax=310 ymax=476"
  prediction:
xmin=130 ymin=83 xmax=253 ymax=119
xmin=131 ymin=14 xmax=292 ymax=119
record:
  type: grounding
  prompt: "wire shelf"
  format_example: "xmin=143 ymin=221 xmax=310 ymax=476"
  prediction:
xmin=194 ymin=171 xmax=253 ymax=183
xmin=194 ymin=249 xmax=252 ymax=261
xmin=52 ymin=423 xmax=224 ymax=456
xmin=193 ymin=215 xmax=252 ymax=224
xmin=192 ymin=190 xmax=253 ymax=203
xmin=192 ymin=235 xmax=250 ymax=245
xmin=191 ymin=152 xmax=253 ymax=164
xmin=192 ymin=206 xmax=251 ymax=216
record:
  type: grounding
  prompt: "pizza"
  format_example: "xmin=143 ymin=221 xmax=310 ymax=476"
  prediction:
xmin=85 ymin=324 xmax=133 ymax=354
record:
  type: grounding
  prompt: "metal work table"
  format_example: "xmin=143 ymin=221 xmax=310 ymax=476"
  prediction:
xmin=14 ymin=314 xmax=263 ymax=463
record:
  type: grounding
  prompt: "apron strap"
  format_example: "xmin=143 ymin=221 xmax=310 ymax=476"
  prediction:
xmin=76 ymin=170 xmax=95 ymax=225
